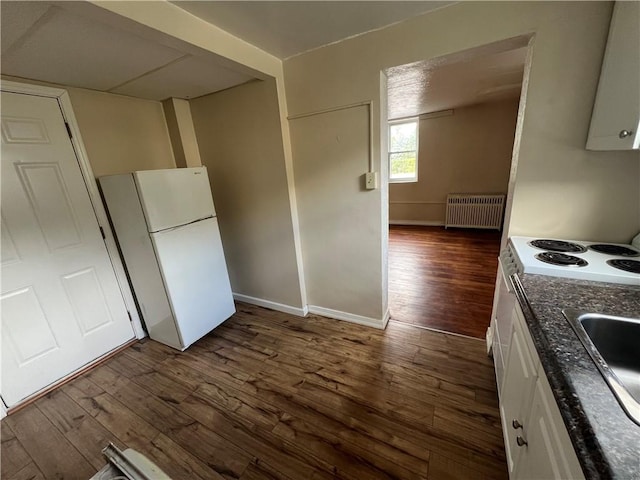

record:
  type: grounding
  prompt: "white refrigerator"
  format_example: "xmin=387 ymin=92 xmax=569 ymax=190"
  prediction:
xmin=99 ymin=166 xmax=235 ymax=351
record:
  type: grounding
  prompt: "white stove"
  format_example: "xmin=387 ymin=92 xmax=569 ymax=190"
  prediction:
xmin=505 ymin=236 xmax=640 ymax=286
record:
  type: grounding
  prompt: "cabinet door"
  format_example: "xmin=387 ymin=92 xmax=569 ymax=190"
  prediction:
xmin=517 ymin=375 xmax=585 ymax=480
xmin=500 ymin=308 xmax=538 ymax=475
xmin=586 ymin=1 xmax=640 ymax=150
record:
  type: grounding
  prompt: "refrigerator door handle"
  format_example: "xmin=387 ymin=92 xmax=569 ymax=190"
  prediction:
xmin=151 ymin=215 xmax=214 ymax=234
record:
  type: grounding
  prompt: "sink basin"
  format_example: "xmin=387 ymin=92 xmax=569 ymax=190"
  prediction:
xmin=562 ymin=308 xmax=640 ymax=425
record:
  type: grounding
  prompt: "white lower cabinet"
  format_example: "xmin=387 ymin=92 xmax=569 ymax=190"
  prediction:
xmin=499 ymin=304 xmax=585 ymax=480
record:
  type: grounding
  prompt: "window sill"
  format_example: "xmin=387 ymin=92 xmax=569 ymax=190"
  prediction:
xmin=389 ymin=178 xmax=418 ymax=184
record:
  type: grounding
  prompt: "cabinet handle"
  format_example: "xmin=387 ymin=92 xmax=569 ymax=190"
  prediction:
xmin=512 ymin=419 xmax=523 ymax=429
xmin=516 ymin=436 xmax=528 ymax=447
xmin=619 ymin=129 xmax=633 ymax=139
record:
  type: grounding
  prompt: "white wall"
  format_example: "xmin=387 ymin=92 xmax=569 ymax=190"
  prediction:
xmin=290 ymin=105 xmax=383 ymax=321
xmin=1 ymin=75 xmax=176 ymax=177
xmin=284 ymin=1 xmax=640 ymax=321
xmin=190 ymin=79 xmax=304 ymax=311
xmin=390 ymin=99 xmax=519 ymax=225
xmin=67 ymin=88 xmax=176 ymax=177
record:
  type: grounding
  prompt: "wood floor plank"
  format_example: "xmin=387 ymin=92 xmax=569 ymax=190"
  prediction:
xmin=62 ymin=376 xmax=160 ymax=451
xmin=427 ymin=452 xmax=485 ymax=480
xmin=1 ymin=421 xmax=32 ymax=480
xmin=4 ymin=302 xmax=507 ymax=479
xmin=272 ymin=413 xmax=427 ymax=480
xmin=107 ymin=353 xmax=194 ymax=404
xmin=144 ymin=433 xmax=224 ymax=480
xmin=89 ymin=366 xmax=197 ymax=434
xmin=6 ymin=462 xmax=44 ymax=480
xmin=34 ymin=389 xmax=121 ymax=470
xmin=389 ymin=226 xmax=500 ymax=338
xmin=239 ymin=461 xmax=291 ymax=480
xmin=170 ymin=422 xmax=254 ymax=479
xmin=5 ymin=405 xmax=94 ymax=479
xmin=179 ymin=391 xmax=334 ymax=480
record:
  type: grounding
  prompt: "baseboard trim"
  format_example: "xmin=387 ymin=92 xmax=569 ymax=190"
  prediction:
xmin=307 ymin=305 xmax=387 ymax=329
xmin=389 ymin=220 xmax=444 ymax=226
xmin=382 ymin=308 xmax=391 ymax=329
xmin=233 ymin=293 xmax=308 ymax=317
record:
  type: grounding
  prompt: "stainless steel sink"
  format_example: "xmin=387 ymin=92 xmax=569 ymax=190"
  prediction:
xmin=562 ymin=308 xmax=640 ymax=425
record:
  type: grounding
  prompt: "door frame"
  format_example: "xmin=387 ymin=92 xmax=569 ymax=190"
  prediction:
xmin=0 ymin=80 xmax=146 ymax=340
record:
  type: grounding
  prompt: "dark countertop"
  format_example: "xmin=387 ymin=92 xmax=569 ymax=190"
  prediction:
xmin=513 ymin=274 xmax=640 ymax=480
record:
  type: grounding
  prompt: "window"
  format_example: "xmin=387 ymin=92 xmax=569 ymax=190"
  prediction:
xmin=388 ymin=119 xmax=418 ymax=182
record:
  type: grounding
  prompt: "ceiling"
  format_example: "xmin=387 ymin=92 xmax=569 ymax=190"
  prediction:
xmin=1 ymin=0 xmax=524 ymax=112
xmin=0 ymin=1 xmax=257 ymax=101
xmin=386 ymin=46 xmax=528 ymax=120
xmin=173 ymin=1 xmax=453 ymax=60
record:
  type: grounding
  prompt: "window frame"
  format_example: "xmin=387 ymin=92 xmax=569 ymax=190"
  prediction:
xmin=388 ymin=118 xmax=419 ymax=183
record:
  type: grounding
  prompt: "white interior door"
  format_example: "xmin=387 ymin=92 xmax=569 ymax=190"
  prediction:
xmin=1 ymin=91 xmax=135 ymax=407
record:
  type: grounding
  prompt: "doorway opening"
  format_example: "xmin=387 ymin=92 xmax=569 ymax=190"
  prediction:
xmin=383 ymin=37 xmax=532 ymax=338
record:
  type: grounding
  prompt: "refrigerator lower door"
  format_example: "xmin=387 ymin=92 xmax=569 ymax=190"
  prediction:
xmin=150 ymin=217 xmax=235 ymax=349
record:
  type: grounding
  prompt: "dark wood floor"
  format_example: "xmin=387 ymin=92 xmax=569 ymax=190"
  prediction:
xmin=389 ymin=226 xmax=502 ymax=338
xmin=2 ymin=303 xmax=507 ymax=480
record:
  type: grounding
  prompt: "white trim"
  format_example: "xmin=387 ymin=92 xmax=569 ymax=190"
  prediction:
xmin=289 ymin=100 xmax=375 ymax=173
xmin=389 ymin=220 xmax=444 ymax=226
xmin=307 ymin=305 xmax=387 ymax=329
xmin=388 ymin=319 xmax=485 ymax=341
xmin=389 ymin=200 xmax=444 ymax=205
xmin=0 ymin=80 xmax=146 ymax=340
xmin=233 ymin=293 xmax=308 ymax=317
xmin=381 ymin=308 xmax=391 ymax=329
xmin=0 ymin=399 xmax=7 ymax=420
xmin=389 ymin=109 xmax=454 ymax=122
xmin=274 ymin=76 xmax=309 ymax=311
xmin=0 ymin=80 xmax=65 ymax=97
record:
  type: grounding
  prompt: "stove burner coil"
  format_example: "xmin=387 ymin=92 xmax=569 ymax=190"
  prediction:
xmin=529 ymin=239 xmax=587 ymax=254
xmin=535 ymin=252 xmax=588 ymax=267
xmin=588 ymin=244 xmax=640 ymax=257
xmin=606 ymin=259 xmax=640 ymax=274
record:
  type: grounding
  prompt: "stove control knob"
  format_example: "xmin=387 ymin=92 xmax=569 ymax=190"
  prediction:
xmin=619 ymin=129 xmax=633 ymax=139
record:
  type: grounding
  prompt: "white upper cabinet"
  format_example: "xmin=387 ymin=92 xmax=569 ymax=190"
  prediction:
xmin=586 ymin=2 xmax=640 ymax=150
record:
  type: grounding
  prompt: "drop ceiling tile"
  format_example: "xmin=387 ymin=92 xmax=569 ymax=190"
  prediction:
xmin=1 ymin=1 xmax=52 ymax=55
xmin=111 ymin=55 xmax=256 ymax=101
xmin=1 ymin=6 xmax=185 ymax=91
xmin=172 ymin=1 xmax=454 ymax=59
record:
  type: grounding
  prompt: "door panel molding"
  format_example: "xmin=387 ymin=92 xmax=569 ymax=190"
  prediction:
xmin=1 ymin=286 xmax=60 ymax=365
xmin=0 ymin=80 xmax=145 ymax=339
xmin=1 ymin=116 xmax=50 ymax=144
xmin=16 ymin=162 xmax=83 ymax=251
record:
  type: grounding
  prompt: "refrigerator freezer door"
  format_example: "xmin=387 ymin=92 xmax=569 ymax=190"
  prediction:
xmin=151 ymin=217 xmax=235 ymax=349
xmin=134 ymin=167 xmax=215 ymax=232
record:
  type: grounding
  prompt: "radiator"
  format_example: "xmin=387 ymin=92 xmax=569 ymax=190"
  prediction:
xmin=445 ymin=194 xmax=505 ymax=230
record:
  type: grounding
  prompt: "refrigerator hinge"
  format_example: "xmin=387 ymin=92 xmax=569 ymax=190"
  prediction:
xmin=99 ymin=226 xmax=106 ymax=239
xmin=65 ymin=122 xmax=73 ymax=139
